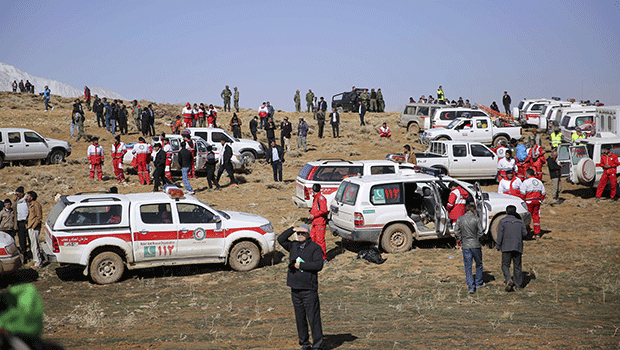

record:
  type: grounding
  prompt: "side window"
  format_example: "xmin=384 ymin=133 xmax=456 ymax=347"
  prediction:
xmin=213 ymin=132 xmax=233 ymax=143
xmin=170 ymin=139 xmax=181 ymax=151
xmin=417 ymin=106 xmax=429 ymax=116
xmin=195 ymin=132 xmax=209 ymax=142
xmin=475 ymin=119 xmax=488 ymax=129
xmin=440 ymin=111 xmax=455 ymax=120
xmin=370 ymin=183 xmax=403 ymax=205
xmin=140 ymin=203 xmax=172 ymax=224
xmin=333 ymin=94 xmax=342 ymax=102
xmin=531 ymin=103 xmax=544 ymax=111
xmin=575 ymin=116 xmax=592 ymax=127
xmin=453 ymin=145 xmax=467 ymax=157
xmin=336 ymin=182 xmax=359 ymax=205
xmin=65 ymin=205 xmax=123 ymax=226
xmin=0 ymin=132 xmax=3 ymax=143
xmin=8 ymin=132 xmax=20 ymax=143
xmin=405 ymin=106 xmax=415 ymax=115
xmin=472 ymin=111 xmax=486 ymax=117
xmin=313 ymin=166 xmax=362 ymax=181
xmin=471 ymin=144 xmax=494 ymax=157
xmin=177 ymin=203 xmax=215 ymax=224
xmin=196 ymin=141 xmax=207 ymax=152
xmin=370 ymin=166 xmax=395 ymax=175
xmin=24 ymin=132 xmax=44 ymax=143
xmin=609 ymin=143 xmax=620 ymax=157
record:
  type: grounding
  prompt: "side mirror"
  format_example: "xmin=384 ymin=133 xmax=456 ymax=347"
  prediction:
xmin=212 ymin=215 xmax=221 ymax=223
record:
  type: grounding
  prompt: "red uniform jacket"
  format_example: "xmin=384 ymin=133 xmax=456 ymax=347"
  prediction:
xmin=310 ymin=193 xmax=328 ymax=226
xmin=447 ymin=186 xmax=469 ymax=221
xmin=597 ymin=153 xmax=619 ymax=176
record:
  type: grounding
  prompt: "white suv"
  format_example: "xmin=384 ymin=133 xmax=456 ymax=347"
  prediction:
xmin=329 ymin=173 xmax=531 ymax=253
xmin=292 ymin=159 xmax=417 ymax=208
xmin=42 ymin=189 xmax=275 ymax=284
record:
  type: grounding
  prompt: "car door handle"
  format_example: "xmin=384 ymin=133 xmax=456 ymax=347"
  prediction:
xmin=25 ymin=145 xmax=30 ymax=147
xmin=139 ymin=230 xmax=148 ymax=235
xmin=454 ymin=159 xmax=458 ymax=161
xmin=179 ymin=228 xmax=189 ymax=233
xmin=472 ymin=159 xmax=477 ymax=161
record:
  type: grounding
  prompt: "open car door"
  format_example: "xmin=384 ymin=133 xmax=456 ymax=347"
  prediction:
xmin=557 ymin=144 xmax=572 ymax=177
xmin=473 ymin=182 xmax=489 ymax=233
xmin=430 ymin=182 xmax=449 ymax=236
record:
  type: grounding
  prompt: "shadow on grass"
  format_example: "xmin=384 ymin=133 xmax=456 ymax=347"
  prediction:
xmin=324 ymin=333 xmax=358 ymax=349
xmin=522 ymin=270 xmax=536 ymax=288
xmin=563 ymin=187 xmax=595 ymax=199
xmin=0 ymin=268 xmax=40 ymax=289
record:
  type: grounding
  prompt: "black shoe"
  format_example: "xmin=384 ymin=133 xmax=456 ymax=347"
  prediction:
xmin=505 ymin=280 xmax=514 ymax=292
xmin=612 ymin=198 xmax=618 ymax=202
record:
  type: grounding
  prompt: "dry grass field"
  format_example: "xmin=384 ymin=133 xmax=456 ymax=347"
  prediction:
xmin=1 ymin=91 xmax=619 ymax=349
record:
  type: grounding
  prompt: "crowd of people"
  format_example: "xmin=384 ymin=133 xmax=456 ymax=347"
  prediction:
xmin=11 ymin=80 xmax=35 ymax=94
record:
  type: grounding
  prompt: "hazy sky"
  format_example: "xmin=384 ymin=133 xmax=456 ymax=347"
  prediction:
xmin=1 ymin=0 xmax=619 ymax=111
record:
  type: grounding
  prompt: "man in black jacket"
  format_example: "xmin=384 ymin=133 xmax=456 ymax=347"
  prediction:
xmin=358 ymin=100 xmax=367 ymax=126
xmin=502 ymin=91 xmax=512 ymax=115
xmin=216 ymin=139 xmax=237 ymax=187
xmin=267 ymin=140 xmax=285 ymax=182
xmin=152 ymin=143 xmax=172 ymax=192
xmin=547 ymin=150 xmax=563 ymax=204
xmin=178 ymin=141 xmax=194 ymax=194
xmin=329 ymin=108 xmax=340 ymax=138
xmin=496 ymin=205 xmax=528 ymax=292
xmin=249 ymin=116 xmax=259 ymax=141
xmin=205 ymin=145 xmax=218 ymax=189
xmin=277 ymin=225 xmax=324 ymax=350
xmin=280 ymin=117 xmax=292 ymax=151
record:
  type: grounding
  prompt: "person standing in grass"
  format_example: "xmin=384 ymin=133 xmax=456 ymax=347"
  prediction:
xmin=455 ymin=204 xmax=485 ymax=294
xmin=496 ymin=205 xmax=528 ymax=292
xmin=277 ymin=224 xmax=324 ymax=350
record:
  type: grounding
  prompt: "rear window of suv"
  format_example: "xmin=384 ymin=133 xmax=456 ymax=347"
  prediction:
xmin=370 ymin=183 xmax=403 ymax=205
xmin=313 ymin=166 xmax=363 ymax=181
xmin=335 ymin=182 xmax=359 ymax=205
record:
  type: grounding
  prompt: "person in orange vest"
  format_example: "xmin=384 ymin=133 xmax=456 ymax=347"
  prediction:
xmin=307 ymin=184 xmax=328 ymax=262
xmin=132 ymin=137 xmax=152 ymax=185
xmin=161 ymin=135 xmax=173 ymax=181
xmin=497 ymin=170 xmax=523 ymax=199
xmin=111 ymin=135 xmax=127 ymax=182
xmin=447 ymin=181 xmax=469 ymax=223
xmin=170 ymin=115 xmax=182 ymax=135
xmin=182 ymin=102 xmax=193 ymax=128
xmin=594 ymin=146 xmax=619 ymax=202
xmin=527 ymin=138 xmax=546 ymax=181
xmin=520 ymin=168 xmax=546 ymax=238
xmin=87 ymin=137 xmax=104 ymax=181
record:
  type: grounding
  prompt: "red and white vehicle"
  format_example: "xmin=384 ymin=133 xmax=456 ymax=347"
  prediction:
xmin=292 ymin=159 xmax=417 ymax=209
xmin=0 ymin=231 xmax=22 ymax=275
xmin=42 ymin=189 xmax=275 ymax=284
xmin=515 ymin=98 xmax=555 ymax=127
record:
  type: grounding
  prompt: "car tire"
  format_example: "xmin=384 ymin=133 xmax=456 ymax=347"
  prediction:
xmin=0 ymin=154 xmax=4 ymax=169
xmin=437 ymin=136 xmax=450 ymax=141
xmin=90 ymin=251 xmax=125 ymax=284
xmin=48 ymin=149 xmax=65 ymax=164
xmin=493 ymin=136 xmax=509 ymax=147
xmin=241 ymin=151 xmax=256 ymax=163
xmin=489 ymin=214 xmax=506 ymax=244
xmin=381 ymin=224 xmax=413 ymax=253
xmin=407 ymin=123 xmax=420 ymax=135
xmin=229 ymin=241 xmax=260 ymax=271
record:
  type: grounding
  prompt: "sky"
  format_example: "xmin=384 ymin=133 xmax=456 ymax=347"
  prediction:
xmin=1 ymin=0 xmax=619 ymax=112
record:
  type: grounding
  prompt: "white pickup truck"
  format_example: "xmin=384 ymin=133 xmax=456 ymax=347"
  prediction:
xmin=0 ymin=128 xmax=71 ymax=168
xmin=186 ymin=127 xmax=266 ymax=162
xmin=414 ymin=141 xmax=498 ymax=180
xmin=419 ymin=116 xmax=522 ymax=146
xmin=43 ymin=189 xmax=276 ymax=284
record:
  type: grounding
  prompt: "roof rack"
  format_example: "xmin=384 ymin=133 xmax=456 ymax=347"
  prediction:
xmin=316 ymin=159 xmax=353 ymax=164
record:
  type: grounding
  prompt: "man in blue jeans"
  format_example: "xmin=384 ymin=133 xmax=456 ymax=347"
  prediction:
xmin=178 ymin=141 xmax=194 ymax=194
xmin=455 ymin=203 xmax=485 ymax=294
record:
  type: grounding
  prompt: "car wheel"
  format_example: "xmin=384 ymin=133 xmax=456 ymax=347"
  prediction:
xmin=48 ymin=149 xmax=65 ymax=164
xmin=407 ymin=123 xmax=420 ymax=134
xmin=489 ymin=214 xmax=506 ymax=244
xmin=437 ymin=136 xmax=450 ymax=141
xmin=0 ymin=154 xmax=4 ymax=169
xmin=229 ymin=241 xmax=260 ymax=271
xmin=241 ymin=151 xmax=256 ymax=164
xmin=493 ymin=136 xmax=509 ymax=147
xmin=381 ymin=224 xmax=413 ymax=253
xmin=336 ymin=106 xmax=344 ymax=114
xmin=90 ymin=251 xmax=125 ymax=284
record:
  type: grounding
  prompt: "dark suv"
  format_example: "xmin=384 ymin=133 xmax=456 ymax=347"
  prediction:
xmin=331 ymin=88 xmax=368 ymax=113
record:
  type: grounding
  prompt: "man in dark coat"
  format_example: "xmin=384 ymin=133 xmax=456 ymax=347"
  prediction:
xmin=216 ymin=139 xmax=236 ymax=187
xmin=267 ymin=140 xmax=285 ymax=182
xmin=249 ymin=116 xmax=259 ymax=141
xmin=502 ymin=91 xmax=512 ymax=115
xmin=277 ymin=224 xmax=324 ymax=350
xmin=358 ymin=100 xmax=367 ymax=126
xmin=496 ymin=205 xmax=528 ymax=292
xmin=205 ymin=145 xmax=218 ymax=189
xmin=178 ymin=141 xmax=194 ymax=194
xmin=152 ymin=143 xmax=172 ymax=192
xmin=329 ymin=108 xmax=340 ymax=138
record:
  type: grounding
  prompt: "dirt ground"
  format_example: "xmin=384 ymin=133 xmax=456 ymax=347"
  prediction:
xmin=1 ymin=91 xmax=619 ymax=349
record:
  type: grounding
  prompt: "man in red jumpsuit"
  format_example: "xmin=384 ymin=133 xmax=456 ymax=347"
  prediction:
xmin=111 ymin=135 xmax=127 ymax=182
xmin=595 ymin=146 xmax=619 ymax=202
xmin=527 ymin=138 xmax=546 ymax=181
xmin=87 ymin=137 xmax=104 ymax=180
xmin=447 ymin=181 xmax=469 ymax=225
xmin=308 ymin=184 xmax=328 ymax=261
xmin=182 ymin=102 xmax=193 ymax=128
xmin=520 ymin=168 xmax=546 ymax=238
xmin=133 ymin=137 xmax=152 ymax=185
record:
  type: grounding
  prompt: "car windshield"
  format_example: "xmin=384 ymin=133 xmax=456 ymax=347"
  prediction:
xmin=446 ymin=119 xmax=461 ymax=129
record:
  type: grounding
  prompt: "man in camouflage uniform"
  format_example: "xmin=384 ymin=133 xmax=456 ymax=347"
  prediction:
xmin=221 ymin=85 xmax=232 ymax=112
xmin=294 ymin=90 xmax=301 ymax=112
xmin=306 ymin=89 xmax=315 ymax=113
xmin=360 ymin=89 xmax=370 ymax=109
xmin=233 ymin=87 xmax=240 ymax=112
xmin=377 ymin=88 xmax=385 ymax=112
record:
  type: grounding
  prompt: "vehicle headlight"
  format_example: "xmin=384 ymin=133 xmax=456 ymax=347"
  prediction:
xmin=260 ymin=223 xmax=273 ymax=233
xmin=521 ymin=202 xmax=528 ymax=211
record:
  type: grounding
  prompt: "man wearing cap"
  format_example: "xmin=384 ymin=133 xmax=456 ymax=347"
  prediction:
xmin=221 ymin=86 xmax=232 ymax=112
xmin=12 ymin=187 xmax=29 ymax=258
xmin=377 ymin=88 xmax=385 ymax=112
xmin=298 ymin=117 xmax=309 ymax=152
xmin=233 ymin=87 xmax=240 ymax=112
xmin=182 ymin=102 xmax=193 ymax=128
xmin=277 ymin=224 xmax=324 ymax=350
xmin=267 ymin=140 xmax=285 ymax=182
xmin=308 ymin=184 xmax=328 ymax=261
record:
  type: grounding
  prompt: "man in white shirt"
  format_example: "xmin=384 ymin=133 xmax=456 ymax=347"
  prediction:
xmin=497 ymin=150 xmax=517 ymax=182
xmin=497 ymin=170 xmax=523 ymax=198
xmin=267 ymin=140 xmax=285 ymax=182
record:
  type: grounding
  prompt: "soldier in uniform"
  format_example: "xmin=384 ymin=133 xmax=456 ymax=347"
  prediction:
xmin=377 ymin=88 xmax=385 ymax=112
xmin=360 ymin=89 xmax=370 ymax=109
xmin=132 ymin=100 xmax=141 ymax=132
xmin=294 ymin=90 xmax=301 ymax=112
xmin=233 ymin=87 xmax=240 ymax=112
xmin=370 ymin=88 xmax=377 ymax=112
xmin=305 ymin=89 xmax=315 ymax=113
xmin=221 ymin=85 xmax=232 ymax=112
